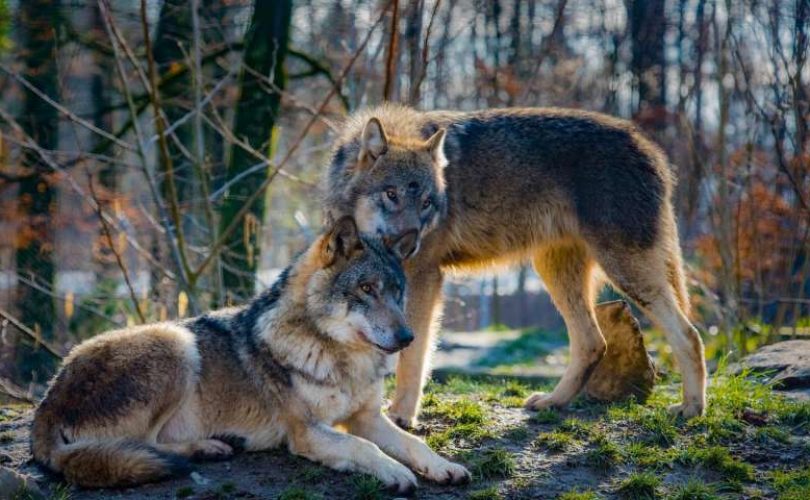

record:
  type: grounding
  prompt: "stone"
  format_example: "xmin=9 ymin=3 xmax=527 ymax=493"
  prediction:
xmin=739 ymin=340 xmax=810 ymax=390
xmin=0 ymin=466 xmax=44 ymax=499
xmin=584 ymin=300 xmax=657 ymax=403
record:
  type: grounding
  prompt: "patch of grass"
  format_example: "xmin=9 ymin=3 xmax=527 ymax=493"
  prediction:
xmin=277 ymin=486 xmax=323 ymax=500
xmin=532 ymin=408 xmax=562 ymax=425
xmin=426 ymin=422 xmax=494 ymax=450
xmin=218 ymin=481 xmax=236 ymax=495
xmin=175 ymin=486 xmax=194 ymax=498
xmin=585 ymin=434 xmax=622 ymax=470
xmin=638 ymin=410 xmax=678 ymax=447
xmin=616 ymin=472 xmax=661 ymax=499
xmin=468 ymin=485 xmax=504 ymax=499
xmin=753 ymin=425 xmax=791 ymax=444
xmin=558 ymin=489 xmax=601 ymax=500
xmin=534 ymin=431 xmax=577 ymax=452
xmin=295 ymin=465 xmax=326 ymax=482
xmin=466 ymin=449 xmax=516 ymax=480
xmin=425 ymin=397 xmax=489 ymax=425
xmin=623 ymin=442 xmax=677 ymax=469
xmin=558 ymin=418 xmax=594 ymax=438
xmin=667 ymin=479 xmax=720 ymax=500
xmin=680 ymin=445 xmax=754 ymax=482
xmin=771 ymin=467 xmax=810 ymax=500
xmin=351 ymin=475 xmax=384 ymax=500
xmin=503 ymin=425 xmax=530 ymax=441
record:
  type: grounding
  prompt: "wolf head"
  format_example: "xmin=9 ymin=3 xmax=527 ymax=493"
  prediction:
xmin=305 ymin=216 xmax=415 ymax=354
xmin=328 ymin=117 xmax=448 ymax=258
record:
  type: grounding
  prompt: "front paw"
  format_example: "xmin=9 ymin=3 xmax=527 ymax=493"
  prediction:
xmin=374 ymin=459 xmax=418 ymax=496
xmin=388 ymin=408 xmax=417 ymax=430
xmin=668 ymin=401 xmax=705 ymax=419
xmin=421 ymin=459 xmax=471 ymax=485
xmin=524 ymin=392 xmax=563 ymax=411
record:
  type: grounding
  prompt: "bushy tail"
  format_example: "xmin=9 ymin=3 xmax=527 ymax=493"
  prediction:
xmin=32 ymin=417 xmax=190 ymax=488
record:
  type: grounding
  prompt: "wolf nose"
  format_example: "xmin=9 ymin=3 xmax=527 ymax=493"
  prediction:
xmin=396 ymin=326 xmax=414 ymax=348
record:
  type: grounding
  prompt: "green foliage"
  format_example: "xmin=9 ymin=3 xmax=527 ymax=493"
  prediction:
xmin=585 ymin=433 xmax=622 ymax=470
xmin=616 ymin=472 xmax=661 ymax=499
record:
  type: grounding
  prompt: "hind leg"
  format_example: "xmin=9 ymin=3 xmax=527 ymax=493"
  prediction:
xmin=595 ymin=245 xmax=706 ymax=417
xmin=525 ymin=242 xmax=607 ymax=410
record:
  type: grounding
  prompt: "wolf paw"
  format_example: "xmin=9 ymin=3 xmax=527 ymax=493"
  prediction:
xmin=375 ymin=459 xmax=418 ymax=496
xmin=421 ymin=459 xmax=471 ymax=485
xmin=668 ymin=402 xmax=705 ymax=419
xmin=190 ymin=439 xmax=234 ymax=462
xmin=524 ymin=392 xmax=563 ymax=411
xmin=390 ymin=413 xmax=417 ymax=430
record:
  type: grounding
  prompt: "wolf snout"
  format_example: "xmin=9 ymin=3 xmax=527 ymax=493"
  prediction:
xmin=396 ymin=326 xmax=415 ymax=348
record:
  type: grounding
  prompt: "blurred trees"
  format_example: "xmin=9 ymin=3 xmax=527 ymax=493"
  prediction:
xmin=0 ymin=0 xmax=806 ymax=389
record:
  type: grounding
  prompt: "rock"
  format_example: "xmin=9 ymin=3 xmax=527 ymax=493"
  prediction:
xmin=739 ymin=340 xmax=810 ymax=390
xmin=0 ymin=466 xmax=44 ymax=499
xmin=584 ymin=300 xmax=657 ymax=403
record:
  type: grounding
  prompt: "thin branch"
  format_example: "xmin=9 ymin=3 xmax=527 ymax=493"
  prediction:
xmin=411 ymin=0 xmax=442 ymax=104
xmin=0 ymin=376 xmax=36 ymax=404
xmin=0 ymin=307 xmax=64 ymax=359
xmin=88 ymin=174 xmax=147 ymax=323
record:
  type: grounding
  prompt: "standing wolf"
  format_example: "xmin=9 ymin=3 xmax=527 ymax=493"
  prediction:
xmin=324 ymin=104 xmax=706 ymax=428
xmin=31 ymin=217 xmax=470 ymax=492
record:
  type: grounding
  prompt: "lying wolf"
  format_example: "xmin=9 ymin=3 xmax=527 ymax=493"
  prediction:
xmin=31 ymin=217 xmax=470 ymax=493
xmin=325 ymin=104 xmax=707 ymax=427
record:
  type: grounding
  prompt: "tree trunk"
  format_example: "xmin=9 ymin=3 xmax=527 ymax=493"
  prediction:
xmin=219 ymin=0 xmax=292 ymax=301
xmin=627 ymin=0 xmax=666 ymax=127
xmin=14 ymin=0 xmax=60 ymax=383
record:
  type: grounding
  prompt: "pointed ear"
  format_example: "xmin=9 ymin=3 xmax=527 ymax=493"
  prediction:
xmin=385 ymin=229 xmax=418 ymax=260
xmin=425 ymin=128 xmax=447 ymax=169
xmin=358 ymin=117 xmax=388 ymax=164
xmin=322 ymin=216 xmax=361 ymax=266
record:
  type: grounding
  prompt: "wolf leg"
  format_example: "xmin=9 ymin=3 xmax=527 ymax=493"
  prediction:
xmin=349 ymin=407 xmax=470 ymax=485
xmin=525 ymin=242 xmax=607 ymax=410
xmin=154 ymin=439 xmax=234 ymax=461
xmin=390 ymin=263 xmax=444 ymax=429
xmin=595 ymin=243 xmax=706 ymax=418
xmin=288 ymin=421 xmax=417 ymax=495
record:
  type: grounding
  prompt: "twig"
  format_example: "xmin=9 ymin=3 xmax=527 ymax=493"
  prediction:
xmin=412 ymin=0 xmax=442 ymax=104
xmin=0 ymin=307 xmax=63 ymax=359
xmin=0 ymin=376 xmax=36 ymax=404
xmin=87 ymin=174 xmax=147 ymax=323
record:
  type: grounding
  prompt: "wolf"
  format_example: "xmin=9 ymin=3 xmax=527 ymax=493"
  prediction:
xmin=324 ymin=104 xmax=707 ymax=428
xmin=30 ymin=216 xmax=470 ymax=492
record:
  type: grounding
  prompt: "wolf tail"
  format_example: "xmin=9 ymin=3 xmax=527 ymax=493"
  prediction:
xmin=32 ymin=416 xmax=190 ymax=488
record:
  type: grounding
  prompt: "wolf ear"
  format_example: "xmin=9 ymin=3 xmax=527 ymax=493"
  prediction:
xmin=358 ymin=117 xmax=388 ymax=165
xmin=385 ymin=229 xmax=418 ymax=260
xmin=425 ymin=128 xmax=447 ymax=169
xmin=322 ymin=216 xmax=361 ymax=266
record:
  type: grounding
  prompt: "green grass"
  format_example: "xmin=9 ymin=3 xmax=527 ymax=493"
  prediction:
xmin=175 ymin=486 xmax=194 ymax=499
xmin=468 ymin=485 xmax=504 ymax=499
xmin=534 ymin=431 xmax=577 ymax=452
xmin=771 ymin=467 xmax=810 ymax=500
xmin=558 ymin=490 xmax=601 ymax=500
xmin=466 ymin=449 xmax=517 ymax=480
xmin=585 ymin=434 xmax=622 ymax=470
xmin=277 ymin=486 xmax=324 ymax=500
xmin=666 ymin=479 xmax=720 ymax=500
xmin=532 ymin=407 xmax=563 ymax=425
xmin=424 ymin=397 xmax=489 ymax=424
xmin=623 ymin=442 xmax=677 ymax=469
xmin=616 ymin=472 xmax=661 ymax=499
xmin=351 ymin=475 xmax=384 ymax=500
xmin=679 ymin=445 xmax=754 ymax=482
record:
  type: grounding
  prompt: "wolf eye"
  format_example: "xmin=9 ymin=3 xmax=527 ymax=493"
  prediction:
xmin=422 ymin=198 xmax=432 ymax=209
xmin=385 ymin=189 xmax=398 ymax=202
xmin=360 ymin=283 xmax=374 ymax=294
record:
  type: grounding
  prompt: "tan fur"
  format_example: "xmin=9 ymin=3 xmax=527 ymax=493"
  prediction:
xmin=31 ymin=229 xmax=469 ymax=491
xmin=328 ymin=104 xmax=707 ymax=426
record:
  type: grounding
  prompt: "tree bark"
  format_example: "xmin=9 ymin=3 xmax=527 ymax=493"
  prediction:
xmin=219 ymin=0 xmax=293 ymax=300
xmin=14 ymin=0 xmax=60 ymax=383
